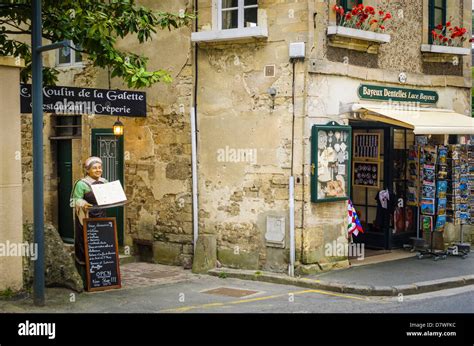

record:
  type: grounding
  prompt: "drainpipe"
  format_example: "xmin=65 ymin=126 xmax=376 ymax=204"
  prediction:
xmin=289 ymin=60 xmax=297 ymax=277
xmin=191 ymin=107 xmax=198 ymax=252
xmin=192 ymin=0 xmax=199 ymax=253
xmin=289 ymin=176 xmax=295 ymax=277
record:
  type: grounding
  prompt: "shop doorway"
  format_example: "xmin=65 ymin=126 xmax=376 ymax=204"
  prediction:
xmin=350 ymin=122 xmax=417 ymax=249
xmin=91 ymin=129 xmax=125 ymax=246
xmin=57 ymin=139 xmax=74 ymax=243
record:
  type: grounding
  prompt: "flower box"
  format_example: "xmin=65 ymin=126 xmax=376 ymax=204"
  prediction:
xmin=420 ymin=44 xmax=471 ymax=63
xmin=327 ymin=26 xmax=390 ymax=54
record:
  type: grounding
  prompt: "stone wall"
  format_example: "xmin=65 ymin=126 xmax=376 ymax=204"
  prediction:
xmin=19 ymin=0 xmax=196 ymax=268
xmin=196 ymin=0 xmax=309 ymax=272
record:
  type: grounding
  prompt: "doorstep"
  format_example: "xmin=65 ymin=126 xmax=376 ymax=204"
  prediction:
xmin=349 ymin=249 xmax=415 ymax=267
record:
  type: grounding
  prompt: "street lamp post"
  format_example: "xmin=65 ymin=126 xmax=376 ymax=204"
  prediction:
xmin=31 ymin=0 xmax=68 ymax=306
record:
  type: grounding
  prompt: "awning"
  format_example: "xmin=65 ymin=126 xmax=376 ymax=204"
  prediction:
xmin=343 ymin=103 xmax=474 ymax=135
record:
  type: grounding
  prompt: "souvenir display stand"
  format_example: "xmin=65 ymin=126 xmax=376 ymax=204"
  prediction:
xmin=445 ymin=145 xmax=471 ymax=258
xmin=416 ymin=144 xmax=448 ymax=260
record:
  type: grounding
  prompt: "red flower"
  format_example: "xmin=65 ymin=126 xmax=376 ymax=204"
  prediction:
xmin=364 ymin=6 xmax=375 ymax=15
xmin=378 ymin=10 xmax=384 ymax=16
xmin=383 ymin=13 xmax=392 ymax=21
xmin=431 ymin=30 xmax=437 ymax=38
xmin=443 ymin=37 xmax=448 ymax=42
xmin=446 ymin=21 xmax=451 ymax=27
xmin=370 ymin=19 xmax=378 ymax=25
xmin=436 ymin=24 xmax=443 ymax=30
xmin=380 ymin=25 xmax=385 ymax=30
xmin=345 ymin=13 xmax=352 ymax=20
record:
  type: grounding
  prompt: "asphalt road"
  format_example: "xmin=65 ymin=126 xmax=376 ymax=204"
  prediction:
xmin=1 ymin=275 xmax=473 ymax=314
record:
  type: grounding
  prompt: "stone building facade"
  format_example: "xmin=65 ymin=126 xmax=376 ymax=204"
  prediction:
xmin=19 ymin=0 xmax=473 ymax=274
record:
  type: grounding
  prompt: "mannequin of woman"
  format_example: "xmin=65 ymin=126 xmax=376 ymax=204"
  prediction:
xmin=70 ymin=156 xmax=108 ymax=287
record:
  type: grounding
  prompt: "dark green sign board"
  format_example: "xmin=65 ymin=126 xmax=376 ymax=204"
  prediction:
xmin=311 ymin=122 xmax=352 ymax=203
xmin=358 ymin=84 xmax=439 ymax=104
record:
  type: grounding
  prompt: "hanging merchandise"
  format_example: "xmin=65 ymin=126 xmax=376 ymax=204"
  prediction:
xmin=468 ymin=142 xmax=474 ymax=224
xmin=406 ymin=146 xmax=419 ymax=206
xmin=347 ymin=199 xmax=364 ymax=237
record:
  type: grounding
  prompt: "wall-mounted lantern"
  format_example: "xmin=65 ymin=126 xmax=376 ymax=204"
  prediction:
xmin=113 ymin=117 xmax=124 ymax=136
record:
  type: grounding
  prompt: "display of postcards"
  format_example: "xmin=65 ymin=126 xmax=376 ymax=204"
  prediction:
xmin=456 ymin=204 xmax=469 ymax=212
xmin=437 ymin=147 xmax=448 ymax=165
xmin=408 ymin=148 xmax=418 ymax=160
xmin=422 ymin=185 xmax=435 ymax=199
xmin=421 ymin=198 xmax=435 ymax=215
xmin=421 ymin=215 xmax=433 ymax=233
xmin=437 ymin=198 xmax=447 ymax=215
xmin=460 ymin=175 xmax=469 ymax=183
xmin=459 ymin=212 xmax=469 ymax=224
xmin=436 ymin=180 xmax=447 ymax=198
xmin=437 ymin=165 xmax=448 ymax=180
xmin=408 ymin=162 xmax=418 ymax=178
xmin=421 ymin=146 xmax=437 ymax=165
xmin=422 ymin=164 xmax=435 ymax=183
xmin=434 ymin=215 xmax=446 ymax=232
xmin=416 ymin=136 xmax=428 ymax=146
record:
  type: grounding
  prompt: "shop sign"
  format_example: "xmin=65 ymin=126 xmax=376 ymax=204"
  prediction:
xmin=358 ymin=84 xmax=438 ymax=105
xmin=20 ymin=84 xmax=146 ymax=116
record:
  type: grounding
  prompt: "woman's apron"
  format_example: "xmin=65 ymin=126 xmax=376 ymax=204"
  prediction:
xmin=74 ymin=179 xmax=107 ymax=266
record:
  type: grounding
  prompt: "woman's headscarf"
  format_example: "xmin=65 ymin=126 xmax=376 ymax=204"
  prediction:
xmin=84 ymin=156 xmax=103 ymax=170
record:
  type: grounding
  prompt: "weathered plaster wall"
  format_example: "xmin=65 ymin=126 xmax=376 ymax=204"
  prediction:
xmin=196 ymin=0 xmax=309 ymax=271
xmin=0 ymin=57 xmax=24 ymax=291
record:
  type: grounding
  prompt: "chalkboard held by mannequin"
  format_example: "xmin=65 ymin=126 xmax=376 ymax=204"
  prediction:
xmin=70 ymin=156 xmax=108 ymax=289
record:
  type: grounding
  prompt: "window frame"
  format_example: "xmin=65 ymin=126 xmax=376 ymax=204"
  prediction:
xmin=428 ymin=0 xmax=447 ymax=44
xmin=217 ymin=0 xmax=258 ymax=31
xmin=338 ymin=0 xmax=362 ymax=11
xmin=56 ymin=40 xmax=83 ymax=67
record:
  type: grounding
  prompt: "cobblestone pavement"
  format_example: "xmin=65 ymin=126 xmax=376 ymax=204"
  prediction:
xmin=120 ymin=262 xmax=201 ymax=290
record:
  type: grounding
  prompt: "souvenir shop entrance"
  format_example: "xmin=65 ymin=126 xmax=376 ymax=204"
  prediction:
xmin=350 ymin=121 xmax=417 ymax=250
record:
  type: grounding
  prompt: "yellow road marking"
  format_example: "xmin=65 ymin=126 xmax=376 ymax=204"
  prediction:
xmin=159 ymin=288 xmax=374 ymax=313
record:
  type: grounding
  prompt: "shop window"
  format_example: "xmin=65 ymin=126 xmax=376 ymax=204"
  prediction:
xmin=428 ymin=0 xmax=446 ymax=44
xmin=51 ymin=115 xmax=82 ymax=139
xmin=219 ymin=0 xmax=258 ymax=30
xmin=57 ymin=40 xmax=83 ymax=66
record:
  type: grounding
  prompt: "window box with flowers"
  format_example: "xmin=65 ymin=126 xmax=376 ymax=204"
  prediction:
xmin=327 ymin=4 xmax=392 ymax=54
xmin=421 ymin=22 xmax=472 ymax=62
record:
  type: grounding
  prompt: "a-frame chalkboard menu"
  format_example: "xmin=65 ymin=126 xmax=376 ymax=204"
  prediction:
xmin=83 ymin=217 xmax=122 ymax=291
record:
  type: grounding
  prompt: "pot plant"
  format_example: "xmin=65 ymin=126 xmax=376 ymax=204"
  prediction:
xmin=327 ymin=4 xmax=392 ymax=53
xmin=421 ymin=20 xmax=472 ymax=57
